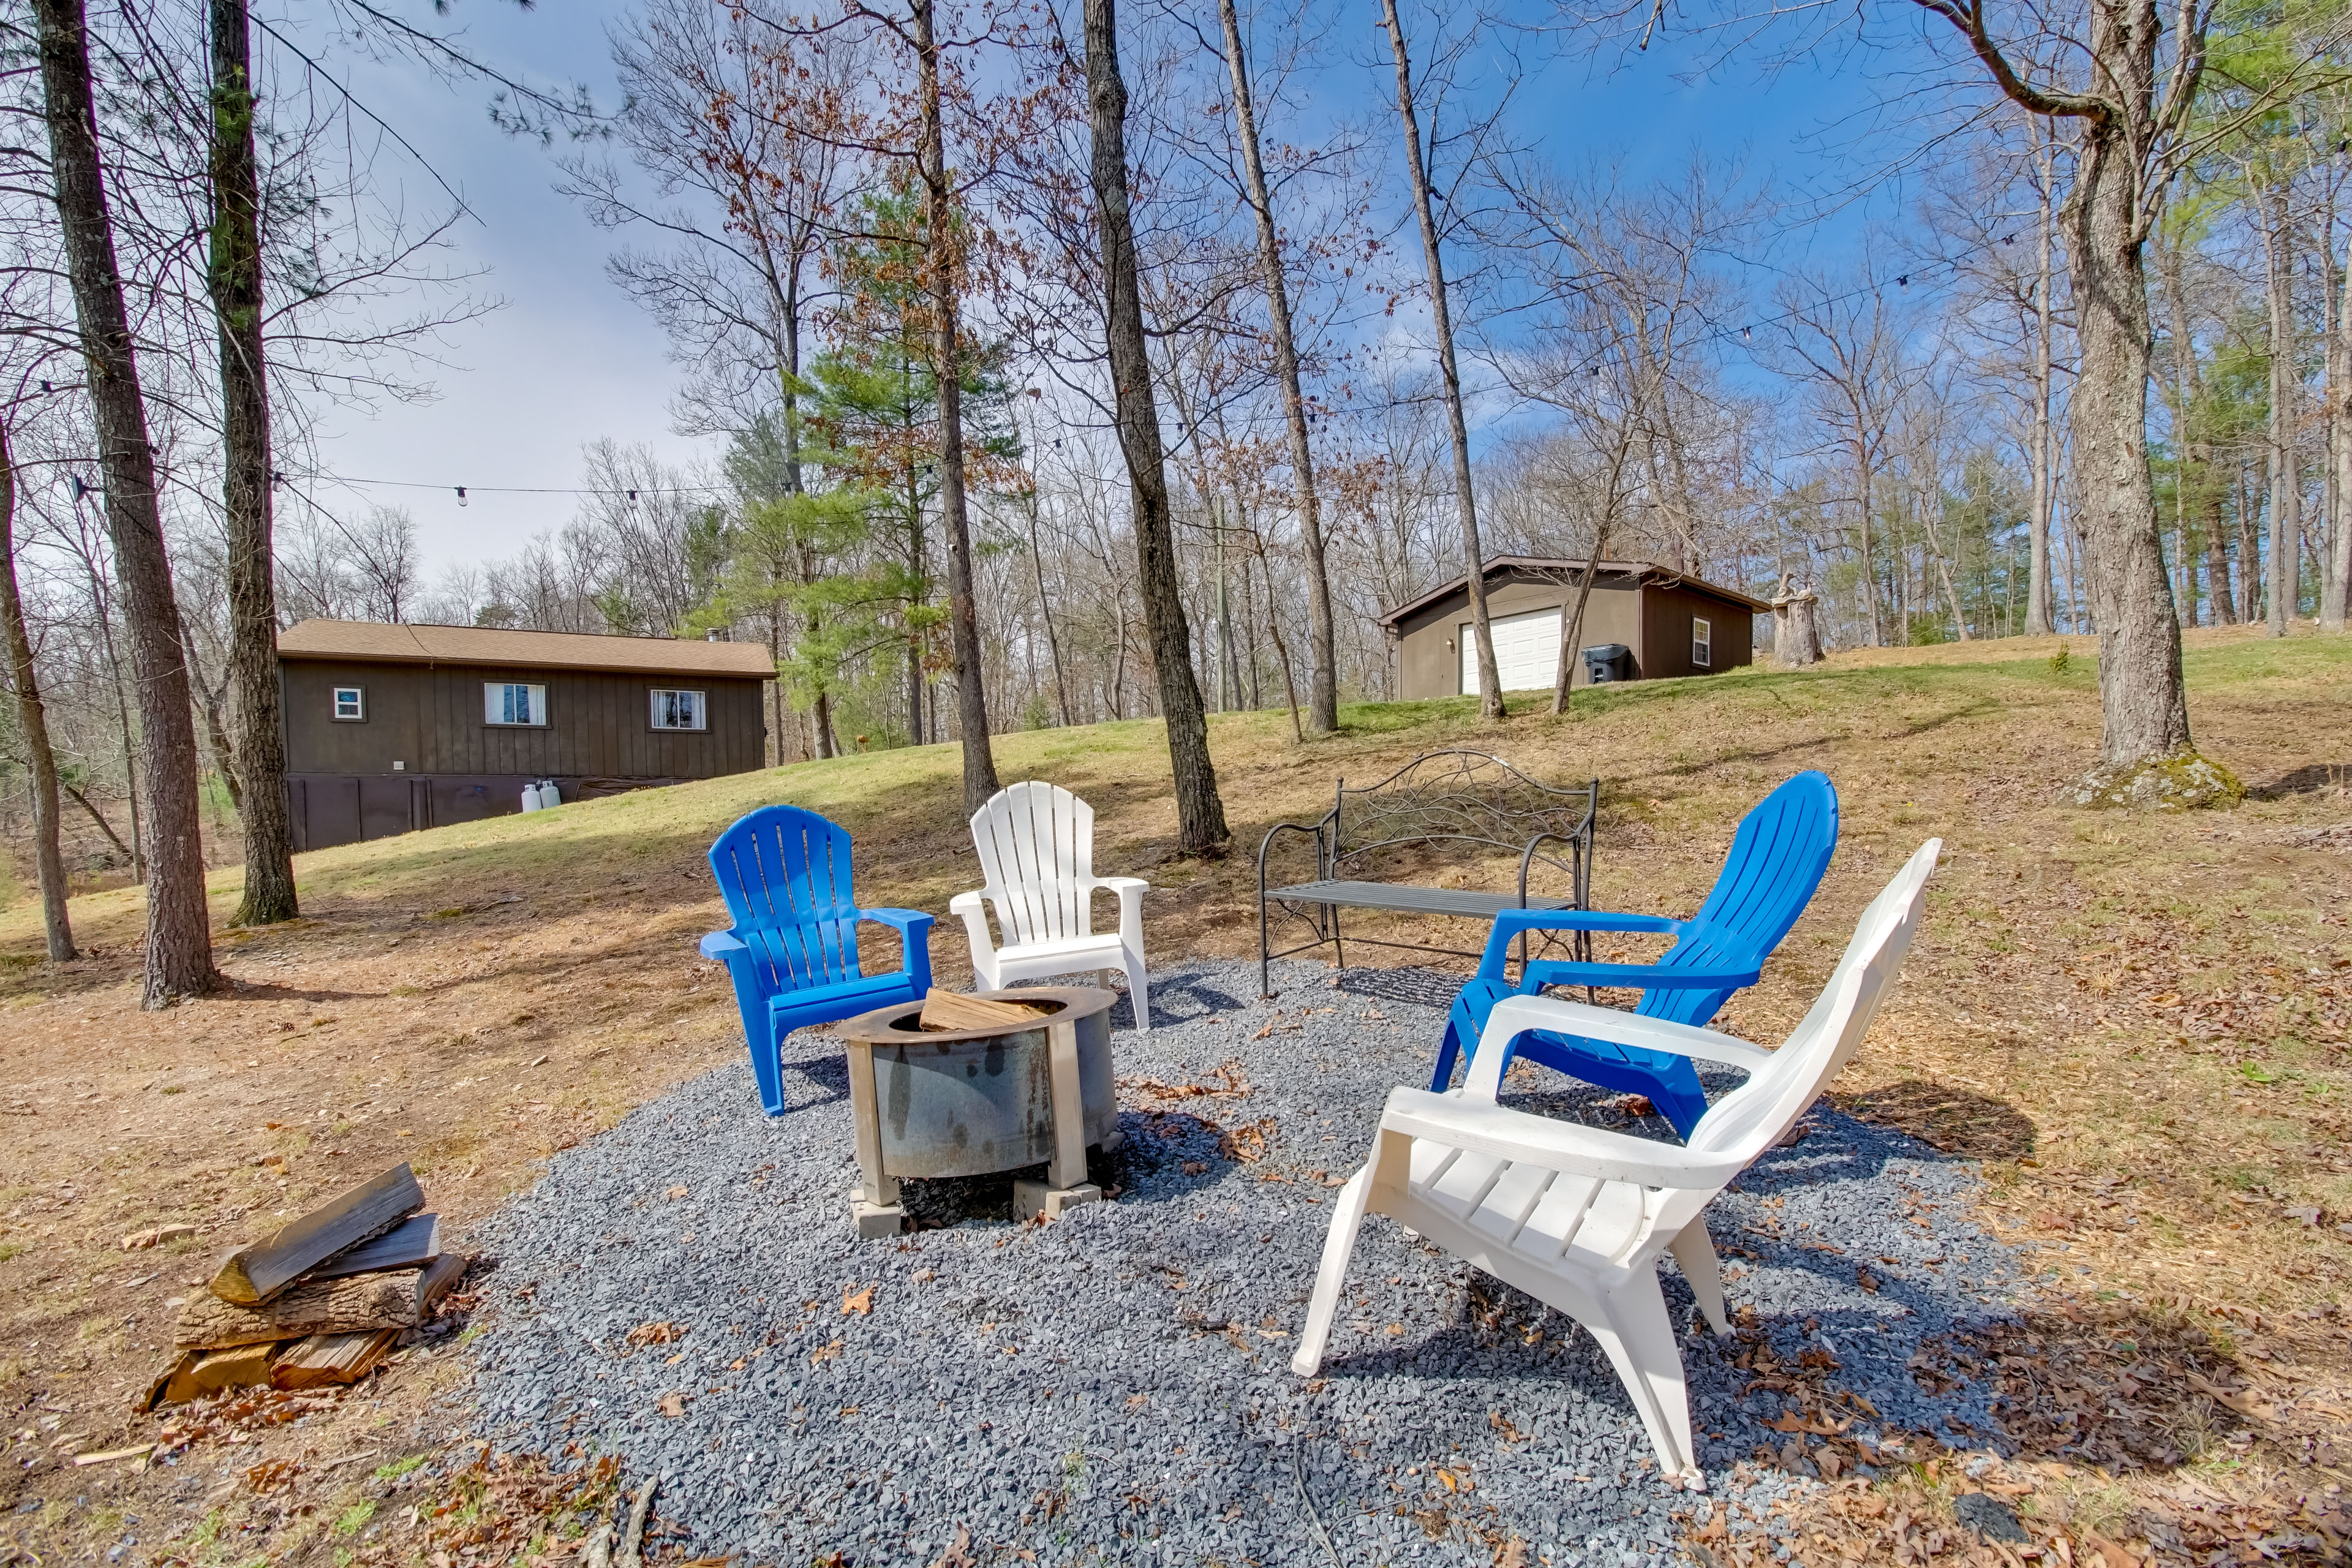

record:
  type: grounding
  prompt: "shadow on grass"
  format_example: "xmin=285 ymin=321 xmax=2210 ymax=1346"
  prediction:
xmin=1834 ymin=1079 xmax=2038 ymax=1162
xmin=2248 ymin=762 xmax=2352 ymax=801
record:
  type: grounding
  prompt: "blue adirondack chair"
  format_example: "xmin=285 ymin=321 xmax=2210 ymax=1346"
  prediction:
xmin=1428 ymin=771 xmax=1839 ymax=1138
xmin=700 ymin=805 xmax=936 ymax=1117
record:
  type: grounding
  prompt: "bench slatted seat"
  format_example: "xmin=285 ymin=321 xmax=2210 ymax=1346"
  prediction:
xmin=1256 ymin=751 xmax=1597 ymax=997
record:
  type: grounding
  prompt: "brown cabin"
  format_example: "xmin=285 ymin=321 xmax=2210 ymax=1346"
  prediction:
xmin=276 ymin=620 xmax=774 ymax=851
xmin=1374 ymin=557 xmax=1766 ymax=700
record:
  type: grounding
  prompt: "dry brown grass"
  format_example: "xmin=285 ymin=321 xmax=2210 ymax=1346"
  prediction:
xmin=0 ymin=622 xmax=2345 ymax=1564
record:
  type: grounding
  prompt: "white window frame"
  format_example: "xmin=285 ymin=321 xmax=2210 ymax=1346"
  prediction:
xmin=484 ymin=682 xmax=549 ymax=727
xmin=1691 ymin=616 xmax=1713 ymax=668
xmin=649 ymin=688 xmax=708 ymax=732
xmin=331 ymin=685 xmax=366 ymax=722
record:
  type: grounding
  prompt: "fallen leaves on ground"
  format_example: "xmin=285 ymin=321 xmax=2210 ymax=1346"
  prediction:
xmin=1117 ymin=1059 xmax=1253 ymax=1103
xmin=842 ymin=1284 xmax=875 ymax=1316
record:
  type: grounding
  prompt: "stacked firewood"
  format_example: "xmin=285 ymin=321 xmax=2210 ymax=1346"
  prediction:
xmin=144 ymin=1163 xmax=467 ymax=1408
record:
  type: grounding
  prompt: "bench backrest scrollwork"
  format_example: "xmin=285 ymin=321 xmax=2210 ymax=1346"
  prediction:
xmin=1321 ymin=750 xmax=1597 ymax=908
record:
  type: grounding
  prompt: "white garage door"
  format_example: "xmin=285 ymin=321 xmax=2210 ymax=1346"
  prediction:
xmin=1460 ymin=608 xmax=1562 ymax=695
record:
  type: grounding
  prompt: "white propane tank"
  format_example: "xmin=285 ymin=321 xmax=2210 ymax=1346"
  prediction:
xmin=538 ymin=779 xmax=559 ymax=807
xmin=520 ymin=782 xmax=543 ymax=813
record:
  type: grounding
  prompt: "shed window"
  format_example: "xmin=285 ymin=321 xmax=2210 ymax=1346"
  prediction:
xmin=484 ymin=682 xmax=548 ymax=726
xmin=331 ymin=686 xmax=365 ymax=722
xmin=1691 ymin=617 xmax=1713 ymax=668
xmin=650 ymin=688 xmax=707 ymax=731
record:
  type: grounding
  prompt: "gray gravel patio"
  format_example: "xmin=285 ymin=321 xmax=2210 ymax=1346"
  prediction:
xmin=459 ymin=958 xmax=2021 ymax=1566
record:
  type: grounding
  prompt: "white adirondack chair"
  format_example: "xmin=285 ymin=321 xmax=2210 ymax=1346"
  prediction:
xmin=1292 ymin=839 xmax=1940 ymax=1489
xmin=951 ymin=782 xmax=1151 ymax=1029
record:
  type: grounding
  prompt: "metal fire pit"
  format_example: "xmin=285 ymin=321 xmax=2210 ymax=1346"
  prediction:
xmin=834 ymin=986 xmax=1121 ymax=1237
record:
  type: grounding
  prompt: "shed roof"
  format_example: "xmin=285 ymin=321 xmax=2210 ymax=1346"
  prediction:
xmin=1373 ymin=557 xmax=1771 ymax=626
xmin=275 ymin=620 xmax=777 ymax=678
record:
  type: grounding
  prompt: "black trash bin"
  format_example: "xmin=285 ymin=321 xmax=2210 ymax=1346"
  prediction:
xmin=1581 ymin=644 xmax=1633 ymax=684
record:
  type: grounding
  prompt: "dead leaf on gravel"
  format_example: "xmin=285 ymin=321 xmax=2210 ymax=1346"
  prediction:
xmin=627 ymin=1321 xmax=683 ymax=1347
xmin=657 ymin=1392 xmax=687 ymax=1418
xmin=930 ymin=1524 xmax=976 ymax=1568
xmin=842 ymin=1284 xmax=874 ymax=1316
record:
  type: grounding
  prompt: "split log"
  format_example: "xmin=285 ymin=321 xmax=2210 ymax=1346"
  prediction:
xmin=178 ymin=1252 xmax=466 ymax=1349
xmin=208 ymin=1163 xmax=424 ymax=1304
xmin=188 ymin=1341 xmax=279 ymax=1392
xmin=303 ymin=1213 xmax=440 ymax=1283
xmin=145 ymin=1341 xmax=281 ymax=1408
xmin=918 ymin=988 xmax=1049 ymax=1031
xmin=271 ymin=1329 xmax=399 ymax=1389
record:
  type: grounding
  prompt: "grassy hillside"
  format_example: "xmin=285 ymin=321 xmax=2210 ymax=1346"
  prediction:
xmin=0 ymin=624 xmax=2345 ymax=1562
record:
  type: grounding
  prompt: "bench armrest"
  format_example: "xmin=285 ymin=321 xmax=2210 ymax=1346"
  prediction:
xmin=1381 ymin=1087 xmax=1746 ymax=1191
xmin=1256 ymin=817 xmax=1332 ymax=894
xmin=699 ymin=930 xmax=748 ymax=961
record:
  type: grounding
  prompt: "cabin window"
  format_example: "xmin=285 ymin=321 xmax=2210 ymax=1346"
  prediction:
xmin=1691 ymin=617 xmax=1713 ymax=668
xmin=650 ymin=688 xmax=707 ymax=731
xmin=484 ymin=682 xmax=548 ymax=727
xmin=331 ymin=686 xmax=365 ymax=722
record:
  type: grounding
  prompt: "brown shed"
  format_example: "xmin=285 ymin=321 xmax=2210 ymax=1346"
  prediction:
xmin=1374 ymin=557 xmax=1766 ymax=700
xmin=275 ymin=620 xmax=774 ymax=851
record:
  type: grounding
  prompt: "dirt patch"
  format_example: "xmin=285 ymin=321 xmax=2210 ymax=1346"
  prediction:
xmin=0 ymin=625 xmax=2346 ymax=1561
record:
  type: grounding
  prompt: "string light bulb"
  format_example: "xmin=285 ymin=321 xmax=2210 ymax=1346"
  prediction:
xmin=456 ymin=486 xmax=469 ymax=507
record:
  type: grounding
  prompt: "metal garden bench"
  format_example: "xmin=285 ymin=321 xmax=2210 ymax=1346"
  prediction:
xmin=1254 ymin=750 xmax=1598 ymax=998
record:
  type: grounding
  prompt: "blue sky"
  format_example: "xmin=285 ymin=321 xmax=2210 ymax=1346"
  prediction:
xmin=300 ymin=0 xmax=1939 ymax=582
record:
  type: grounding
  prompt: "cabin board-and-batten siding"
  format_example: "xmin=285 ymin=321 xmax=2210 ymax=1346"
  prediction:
xmin=280 ymin=658 xmax=765 ymax=781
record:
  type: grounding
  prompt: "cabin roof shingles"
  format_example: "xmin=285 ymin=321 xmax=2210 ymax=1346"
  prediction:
xmin=275 ymin=619 xmax=776 ymax=678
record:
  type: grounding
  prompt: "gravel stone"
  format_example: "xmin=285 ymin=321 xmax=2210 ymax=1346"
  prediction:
xmin=462 ymin=960 xmax=2020 ymax=1564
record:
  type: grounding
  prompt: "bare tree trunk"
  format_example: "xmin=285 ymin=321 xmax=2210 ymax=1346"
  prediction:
xmin=1083 ymin=0 xmax=1229 ymax=853
xmin=2258 ymin=179 xmax=2297 ymax=636
xmin=89 ymin=570 xmax=143 ymax=883
xmin=38 ymin=0 xmax=217 ymax=1001
xmin=1217 ymin=0 xmax=1336 ymax=734
xmin=2233 ymin=462 xmax=2252 ymax=622
xmin=211 ymin=0 xmax=293 ymax=925
xmin=903 ymin=14 xmax=998 ymax=804
xmin=2323 ymin=219 xmax=2342 ymax=630
xmin=0 ymin=428 xmax=74 ymax=960
xmin=2067 ymin=114 xmax=2192 ymax=766
xmin=1553 ymin=428 xmax=1633 ymax=712
xmin=1379 ymin=0 xmax=1501 ymax=718
xmin=1022 ymin=484 xmax=1073 ymax=727
xmin=184 ymin=629 xmax=243 ymax=811
xmin=2027 ymin=126 xmax=2058 ymax=636
xmin=64 ymin=782 xmax=133 ymax=864
xmin=1240 ymin=506 xmax=1303 ymax=742
xmin=1550 ymin=524 xmax=1609 ymax=714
